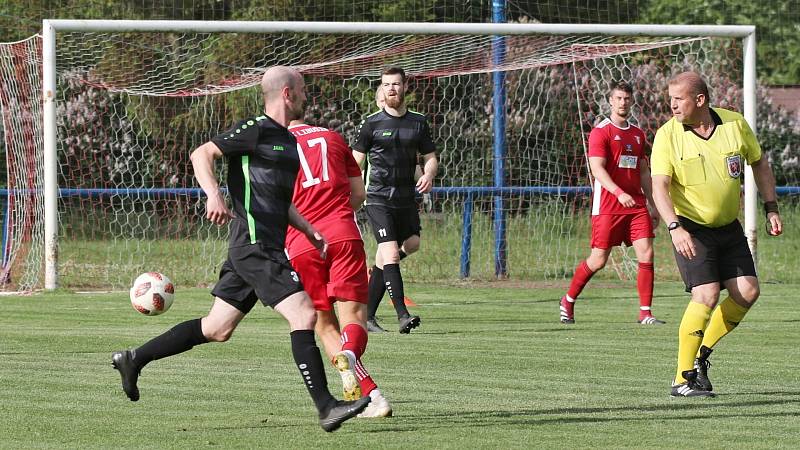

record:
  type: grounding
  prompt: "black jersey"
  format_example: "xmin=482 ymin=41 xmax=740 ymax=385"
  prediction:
xmin=352 ymin=109 xmax=436 ymax=208
xmin=211 ymin=115 xmax=299 ymax=249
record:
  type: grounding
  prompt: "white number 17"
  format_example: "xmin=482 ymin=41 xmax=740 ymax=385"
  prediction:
xmin=296 ymin=137 xmax=329 ymax=188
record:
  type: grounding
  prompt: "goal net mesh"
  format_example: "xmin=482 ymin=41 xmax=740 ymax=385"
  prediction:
xmin=0 ymin=29 xmax=754 ymax=290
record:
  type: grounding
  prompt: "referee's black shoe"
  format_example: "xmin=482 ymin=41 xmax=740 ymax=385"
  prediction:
xmin=670 ymin=369 xmax=715 ymax=398
xmin=398 ymin=314 xmax=420 ymax=334
xmin=694 ymin=345 xmax=714 ymax=391
xmin=112 ymin=350 xmax=141 ymax=401
xmin=319 ymin=397 xmax=371 ymax=432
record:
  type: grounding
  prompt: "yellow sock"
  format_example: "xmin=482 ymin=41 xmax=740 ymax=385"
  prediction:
xmin=675 ymin=301 xmax=712 ymax=383
xmin=700 ymin=296 xmax=750 ymax=351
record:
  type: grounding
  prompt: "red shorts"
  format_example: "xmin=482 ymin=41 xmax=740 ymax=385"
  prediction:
xmin=591 ymin=210 xmax=654 ymax=249
xmin=290 ymin=240 xmax=368 ymax=311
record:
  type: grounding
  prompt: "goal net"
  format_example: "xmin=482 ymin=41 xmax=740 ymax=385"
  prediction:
xmin=0 ymin=22 xmax=758 ymax=291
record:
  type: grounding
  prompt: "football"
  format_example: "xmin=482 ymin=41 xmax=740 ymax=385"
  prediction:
xmin=129 ymin=272 xmax=175 ymax=315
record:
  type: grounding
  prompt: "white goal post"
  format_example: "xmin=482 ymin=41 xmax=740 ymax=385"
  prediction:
xmin=39 ymin=20 xmax=757 ymax=290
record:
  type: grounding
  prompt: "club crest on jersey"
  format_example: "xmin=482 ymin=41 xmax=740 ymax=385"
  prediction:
xmin=625 ymin=144 xmax=633 ymax=152
xmin=726 ymin=154 xmax=742 ymax=178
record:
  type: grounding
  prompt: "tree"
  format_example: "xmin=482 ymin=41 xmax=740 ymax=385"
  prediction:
xmin=638 ymin=0 xmax=800 ymax=85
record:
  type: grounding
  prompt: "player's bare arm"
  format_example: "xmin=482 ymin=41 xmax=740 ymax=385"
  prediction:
xmin=639 ymin=157 xmax=660 ymax=226
xmin=352 ymin=150 xmax=367 ymax=170
xmin=589 ymin=156 xmax=636 ymax=208
xmin=415 ymin=152 xmax=438 ymax=194
xmin=652 ymin=174 xmax=695 ymax=259
xmin=189 ymin=141 xmax=234 ymax=226
xmin=288 ymin=204 xmax=328 ymax=258
xmin=750 ymin=157 xmax=783 ymax=236
xmin=348 ymin=176 xmax=366 ymax=210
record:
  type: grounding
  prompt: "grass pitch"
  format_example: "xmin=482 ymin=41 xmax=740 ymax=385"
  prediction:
xmin=1 ymin=281 xmax=799 ymax=449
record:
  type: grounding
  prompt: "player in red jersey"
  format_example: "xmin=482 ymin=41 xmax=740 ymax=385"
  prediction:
xmin=559 ymin=81 xmax=663 ymax=325
xmin=286 ymin=120 xmax=392 ymax=418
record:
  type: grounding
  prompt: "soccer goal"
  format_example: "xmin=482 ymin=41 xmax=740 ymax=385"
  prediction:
xmin=0 ymin=20 xmax=758 ymax=291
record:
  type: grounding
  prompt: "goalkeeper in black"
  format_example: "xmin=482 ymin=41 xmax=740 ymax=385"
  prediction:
xmin=352 ymin=66 xmax=438 ymax=334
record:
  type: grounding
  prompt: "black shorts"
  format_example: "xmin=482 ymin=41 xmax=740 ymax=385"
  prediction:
xmin=673 ymin=217 xmax=757 ymax=292
xmin=210 ymin=244 xmax=304 ymax=313
xmin=365 ymin=203 xmax=421 ymax=244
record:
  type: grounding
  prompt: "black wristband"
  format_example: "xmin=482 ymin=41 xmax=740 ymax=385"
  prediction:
xmin=764 ymin=200 xmax=779 ymax=215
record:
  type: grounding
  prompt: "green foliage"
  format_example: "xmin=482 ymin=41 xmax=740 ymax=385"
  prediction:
xmin=757 ymin=89 xmax=800 ymax=186
xmin=638 ymin=0 xmax=800 ymax=85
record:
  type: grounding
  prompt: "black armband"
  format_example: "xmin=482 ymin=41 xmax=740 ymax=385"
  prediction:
xmin=764 ymin=200 xmax=779 ymax=215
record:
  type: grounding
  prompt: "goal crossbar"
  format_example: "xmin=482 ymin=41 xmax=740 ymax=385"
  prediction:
xmin=44 ymin=20 xmax=755 ymax=37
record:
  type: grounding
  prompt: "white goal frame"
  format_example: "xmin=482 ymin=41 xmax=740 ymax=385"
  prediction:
xmin=41 ymin=20 xmax=758 ymax=290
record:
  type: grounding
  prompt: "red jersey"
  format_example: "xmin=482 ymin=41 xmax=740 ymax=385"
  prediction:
xmin=286 ymin=124 xmax=363 ymax=258
xmin=588 ymin=118 xmax=648 ymax=215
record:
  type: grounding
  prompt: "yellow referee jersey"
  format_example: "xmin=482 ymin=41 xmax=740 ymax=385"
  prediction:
xmin=651 ymin=108 xmax=761 ymax=227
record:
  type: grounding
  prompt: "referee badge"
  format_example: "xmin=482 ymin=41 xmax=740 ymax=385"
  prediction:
xmin=726 ymin=155 xmax=742 ymax=178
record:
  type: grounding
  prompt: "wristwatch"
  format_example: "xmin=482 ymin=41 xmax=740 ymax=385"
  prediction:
xmin=667 ymin=221 xmax=681 ymax=232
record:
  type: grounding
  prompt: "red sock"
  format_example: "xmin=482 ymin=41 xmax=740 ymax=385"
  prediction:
xmin=340 ymin=323 xmax=377 ymax=395
xmin=340 ymin=323 xmax=368 ymax=358
xmin=567 ymin=260 xmax=595 ymax=300
xmin=354 ymin=359 xmax=377 ymax=396
xmin=637 ymin=262 xmax=654 ymax=320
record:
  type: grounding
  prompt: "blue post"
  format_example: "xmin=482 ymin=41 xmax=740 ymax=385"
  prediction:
xmin=1 ymin=196 xmax=8 ymax=269
xmin=460 ymin=192 xmax=474 ymax=278
xmin=492 ymin=0 xmax=508 ymax=278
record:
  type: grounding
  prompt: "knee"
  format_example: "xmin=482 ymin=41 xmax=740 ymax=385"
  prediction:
xmin=204 ymin=324 xmax=235 ymax=343
xmin=290 ymin=304 xmax=318 ymax=330
xmin=739 ymin=284 xmax=760 ymax=305
xmin=586 ymin=255 xmax=607 ymax=272
xmin=692 ymin=290 xmax=721 ymax=308
xmin=638 ymin=249 xmax=654 ymax=263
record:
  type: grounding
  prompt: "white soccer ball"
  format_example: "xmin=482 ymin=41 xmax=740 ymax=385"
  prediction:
xmin=129 ymin=272 xmax=175 ymax=315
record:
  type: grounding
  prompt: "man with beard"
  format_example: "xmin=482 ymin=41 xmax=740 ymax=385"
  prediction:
xmin=352 ymin=67 xmax=438 ymax=334
xmin=559 ymin=81 xmax=663 ymax=325
xmin=111 ymin=66 xmax=369 ymax=432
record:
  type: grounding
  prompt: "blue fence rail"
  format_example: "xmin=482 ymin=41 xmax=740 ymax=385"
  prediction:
xmin=1 ymin=186 xmax=798 ymax=279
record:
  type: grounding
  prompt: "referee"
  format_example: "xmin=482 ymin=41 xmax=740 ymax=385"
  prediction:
xmin=352 ymin=66 xmax=438 ymax=334
xmin=651 ymin=71 xmax=783 ymax=397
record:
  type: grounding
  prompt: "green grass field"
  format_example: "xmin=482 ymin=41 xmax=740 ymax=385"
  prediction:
xmin=2 ymin=281 xmax=799 ymax=449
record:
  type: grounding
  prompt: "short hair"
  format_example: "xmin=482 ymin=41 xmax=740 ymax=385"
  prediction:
xmin=381 ymin=66 xmax=407 ymax=82
xmin=261 ymin=66 xmax=300 ymax=100
xmin=608 ymin=81 xmax=633 ymax=97
xmin=668 ymin=71 xmax=710 ymax=101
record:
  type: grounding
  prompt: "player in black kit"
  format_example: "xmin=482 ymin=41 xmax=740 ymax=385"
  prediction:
xmin=352 ymin=67 xmax=438 ymax=334
xmin=112 ymin=66 xmax=369 ymax=432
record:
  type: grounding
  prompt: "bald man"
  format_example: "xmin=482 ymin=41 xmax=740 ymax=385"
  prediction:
xmin=651 ymin=71 xmax=782 ymax=397
xmin=112 ymin=66 xmax=370 ymax=431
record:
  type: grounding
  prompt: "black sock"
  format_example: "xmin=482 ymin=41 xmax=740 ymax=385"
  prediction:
xmin=133 ymin=318 xmax=208 ymax=368
xmin=382 ymin=263 xmax=409 ymax=318
xmin=367 ymin=266 xmax=385 ymax=320
xmin=290 ymin=329 xmax=336 ymax=413
xmin=398 ymin=250 xmax=408 ymax=260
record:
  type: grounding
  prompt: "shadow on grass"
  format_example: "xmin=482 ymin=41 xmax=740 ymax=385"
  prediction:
xmin=184 ymin=394 xmax=800 ymax=433
xmin=358 ymin=395 xmax=800 ymax=432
